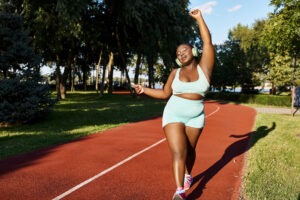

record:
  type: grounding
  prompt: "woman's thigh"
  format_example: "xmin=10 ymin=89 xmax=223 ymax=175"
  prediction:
xmin=185 ymin=126 xmax=203 ymax=149
xmin=163 ymin=123 xmax=187 ymax=154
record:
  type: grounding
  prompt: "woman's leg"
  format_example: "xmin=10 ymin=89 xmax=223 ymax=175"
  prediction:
xmin=185 ymin=127 xmax=203 ymax=174
xmin=163 ymin=123 xmax=188 ymax=188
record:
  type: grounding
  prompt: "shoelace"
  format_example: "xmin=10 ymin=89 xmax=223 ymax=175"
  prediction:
xmin=184 ymin=174 xmax=193 ymax=190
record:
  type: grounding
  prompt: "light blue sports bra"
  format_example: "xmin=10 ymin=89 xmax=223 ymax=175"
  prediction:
xmin=172 ymin=65 xmax=210 ymax=97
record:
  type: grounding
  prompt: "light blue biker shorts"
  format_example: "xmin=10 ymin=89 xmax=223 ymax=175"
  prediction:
xmin=162 ymin=95 xmax=205 ymax=128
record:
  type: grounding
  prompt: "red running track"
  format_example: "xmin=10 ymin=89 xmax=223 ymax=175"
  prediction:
xmin=0 ymin=101 xmax=256 ymax=200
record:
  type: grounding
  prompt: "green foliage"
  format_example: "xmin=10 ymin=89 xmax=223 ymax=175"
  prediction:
xmin=206 ymin=92 xmax=291 ymax=107
xmin=261 ymin=2 xmax=300 ymax=88
xmin=266 ymin=0 xmax=300 ymax=56
xmin=20 ymin=0 xmax=195 ymax=97
xmin=230 ymin=21 xmax=269 ymax=80
xmin=0 ymin=11 xmax=39 ymax=78
xmin=294 ymin=79 xmax=300 ymax=86
xmin=219 ymin=1 xmax=300 ymax=93
xmin=225 ymin=20 xmax=277 ymax=94
xmin=56 ymin=0 xmax=89 ymax=21
xmin=213 ymin=40 xmax=248 ymax=89
xmin=0 ymin=1 xmax=54 ymax=125
xmin=0 ymin=79 xmax=56 ymax=125
xmin=267 ymin=53 xmax=295 ymax=87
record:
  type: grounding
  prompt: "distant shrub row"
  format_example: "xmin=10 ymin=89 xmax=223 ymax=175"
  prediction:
xmin=206 ymin=92 xmax=291 ymax=107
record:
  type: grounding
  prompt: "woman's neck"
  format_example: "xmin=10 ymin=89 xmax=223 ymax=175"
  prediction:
xmin=182 ymin=60 xmax=198 ymax=70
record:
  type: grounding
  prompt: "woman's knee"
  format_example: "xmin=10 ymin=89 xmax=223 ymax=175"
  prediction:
xmin=171 ymin=149 xmax=187 ymax=161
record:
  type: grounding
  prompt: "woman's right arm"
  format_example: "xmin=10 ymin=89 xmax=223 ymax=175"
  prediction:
xmin=133 ymin=69 xmax=177 ymax=99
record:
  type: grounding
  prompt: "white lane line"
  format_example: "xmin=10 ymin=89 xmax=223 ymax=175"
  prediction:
xmin=53 ymin=104 xmax=220 ymax=200
xmin=52 ymin=138 xmax=166 ymax=200
xmin=206 ymin=105 xmax=220 ymax=118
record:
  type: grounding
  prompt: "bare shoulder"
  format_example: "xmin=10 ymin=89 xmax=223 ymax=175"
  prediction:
xmin=164 ymin=68 xmax=178 ymax=85
xmin=169 ymin=68 xmax=178 ymax=78
xmin=172 ymin=67 xmax=179 ymax=73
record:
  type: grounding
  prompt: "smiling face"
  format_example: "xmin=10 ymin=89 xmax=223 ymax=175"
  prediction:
xmin=176 ymin=44 xmax=194 ymax=66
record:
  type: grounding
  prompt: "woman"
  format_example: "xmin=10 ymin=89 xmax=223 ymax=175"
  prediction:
xmin=133 ymin=8 xmax=214 ymax=200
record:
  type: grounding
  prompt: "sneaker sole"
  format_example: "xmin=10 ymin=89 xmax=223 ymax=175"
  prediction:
xmin=173 ymin=194 xmax=186 ymax=200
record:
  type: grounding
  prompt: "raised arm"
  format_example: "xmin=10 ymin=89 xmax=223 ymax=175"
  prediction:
xmin=132 ymin=69 xmax=177 ymax=99
xmin=190 ymin=9 xmax=215 ymax=80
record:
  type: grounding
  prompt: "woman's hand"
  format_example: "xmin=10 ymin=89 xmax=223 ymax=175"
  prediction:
xmin=131 ymin=83 xmax=144 ymax=94
xmin=189 ymin=8 xmax=202 ymax=19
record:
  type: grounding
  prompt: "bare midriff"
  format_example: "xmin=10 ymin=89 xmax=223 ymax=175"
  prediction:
xmin=174 ymin=93 xmax=204 ymax=100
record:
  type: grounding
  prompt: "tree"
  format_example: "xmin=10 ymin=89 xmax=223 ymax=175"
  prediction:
xmin=17 ymin=0 xmax=200 ymax=97
xmin=107 ymin=0 xmax=194 ymax=89
xmin=262 ymin=0 xmax=300 ymax=92
xmin=22 ymin=0 xmax=90 ymax=99
xmin=0 ymin=0 xmax=56 ymax=126
xmin=229 ymin=21 xmax=270 ymax=91
xmin=267 ymin=53 xmax=294 ymax=90
xmin=79 ymin=1 xmax=112 ymax=94
xmin=0 ymin=2 xmax=39 ymax=79
xmin=213 ymin=38 xmax=247 ymax=92
xmin=265 ymin=0 xmax=300 ymax=56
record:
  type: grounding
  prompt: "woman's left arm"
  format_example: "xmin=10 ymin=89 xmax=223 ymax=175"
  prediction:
xmin=190 ymin=9 xmax=215 ymax=80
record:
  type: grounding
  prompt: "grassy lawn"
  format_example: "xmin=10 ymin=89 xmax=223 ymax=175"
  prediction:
xmin=0 ymin=92 xmax=166 ymax=160
xmin=241 ymin=113 xmax=300 ymax=200
xmin=0 ymin=92 xmax=299 ymax=199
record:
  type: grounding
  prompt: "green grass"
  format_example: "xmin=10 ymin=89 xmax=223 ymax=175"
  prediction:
xmin=0 ymin=92 xmax=166 ymax=160
xmin=241 ymin=113 xmax=300 ymax=200
xmin=1 ymin=91 xmax=299 ymax=199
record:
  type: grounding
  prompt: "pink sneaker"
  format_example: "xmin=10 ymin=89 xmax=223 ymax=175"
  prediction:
xmin=184 ymin=174 xmax=193 ymax=190
xmin=172 ymin=192 xmax=186 ymax=200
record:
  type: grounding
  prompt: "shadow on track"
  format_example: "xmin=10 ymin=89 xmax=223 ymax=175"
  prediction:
xmin=188 ymin=122 xmax=276 ymax=199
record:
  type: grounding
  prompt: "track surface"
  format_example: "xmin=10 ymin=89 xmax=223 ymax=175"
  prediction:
xmin=0 ymin=101 xmax=256 ymax=200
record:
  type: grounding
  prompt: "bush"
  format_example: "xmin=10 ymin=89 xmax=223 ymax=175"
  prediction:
xmin=294 ymin=79 xmax=300 ymax=86
xmin=0 ymin=79 xmax=56 ymax=125
xmin=206 ymin=92 xmax=291 ymax=107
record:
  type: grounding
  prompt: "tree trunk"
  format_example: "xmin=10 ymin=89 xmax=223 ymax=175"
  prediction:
xmin=106 ymin=52 xmax=114 ymax=94
xmin=123 ymin=64 xmax=132 ymax=90
xmin=100 ymin=64 xmax=107 ymax=96
xmin=147 ymin=56 xmax=155 ymax=88
xmin=55 ymin=54 xmax=62 ymax=100
xmin=60 ymin=66 xmax=70 ymax=99
xmin=55 ymin=54 xmax=69 ymax=100
xmin=72 ymin=63 xmax=77 ymax=92
xmin=134 ymin=54 xmax=142 ymax=84
xmin=82 ymin=65 xmax=88 ymax=91
xmin=148 ymin=65 xmax=154 ymax=88
xmin=2 ymin=67 xmax=8 ymax=79
xmin=95 ymin=50 xmax=103 ymax=92
xmin=55 ymin=65 xmax=61 ymax=100
xmin=70 ymin=63 xmax=75 ymax=92
xmin=292 ymin=56 xmax=296 ymax=86
xmin=270 ymin=82 xmax=276 ymax=95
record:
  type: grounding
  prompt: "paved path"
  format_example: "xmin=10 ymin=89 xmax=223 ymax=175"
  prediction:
xmin=0 ymin=102 xmax=256 ymax=200
xmin=255 ymin=107 xmax=297 ymax=115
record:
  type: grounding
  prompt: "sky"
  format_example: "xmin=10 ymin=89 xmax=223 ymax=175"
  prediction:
xmin=189 ymin=0 xmax=275 ymax=44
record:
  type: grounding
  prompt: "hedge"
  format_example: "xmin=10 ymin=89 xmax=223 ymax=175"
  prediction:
xmin=206 ymin=92 xmax=291 ymax=107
